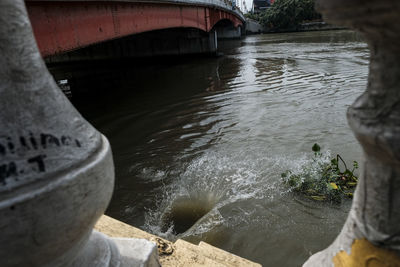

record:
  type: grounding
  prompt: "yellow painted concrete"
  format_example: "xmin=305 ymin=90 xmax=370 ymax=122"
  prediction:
xmin=95 ymin=215 xmax=261 ymax=267
xmin=333 ymin=239 xmax=400 ymax=267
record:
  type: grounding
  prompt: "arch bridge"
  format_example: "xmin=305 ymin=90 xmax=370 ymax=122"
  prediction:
xmin=25 ymin=0 xmax=246 ymax=58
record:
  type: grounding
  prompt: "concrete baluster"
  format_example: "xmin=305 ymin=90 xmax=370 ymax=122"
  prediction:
xmin=304 ymin=0 xmax=400 ymax=266
xmin=0 ymin=1 xmax=158 ymax=266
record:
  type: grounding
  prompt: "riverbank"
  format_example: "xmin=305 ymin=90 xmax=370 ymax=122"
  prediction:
xmin=246 ymin=19 xmax=345 ymax=34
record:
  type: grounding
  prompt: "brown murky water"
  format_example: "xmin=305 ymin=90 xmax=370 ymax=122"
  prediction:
xmin=65 ymin=30 xmax=369 ymax=266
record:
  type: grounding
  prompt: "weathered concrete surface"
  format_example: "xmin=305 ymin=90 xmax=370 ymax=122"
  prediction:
xmin=0 ymin=0 xmax=118 ymax=266
xmin=95 ymin=215 xmax=262 ymax=267
xmin=245 ymin=19 xmax=264 ymax=34
xmin=297 ymin=22 xmax=344 ymax=32
xmin=70 ymin=231 xmax=121 ymax=267
xmin=0 ymin=1 xmax=162 ymax=266
xmin=113 ymin=238 xmax=160 ymax=267
xmin=245 ymin=19 xmax=342 ymax=34
xmin=304 ymin=0 xmax=400 ymax=266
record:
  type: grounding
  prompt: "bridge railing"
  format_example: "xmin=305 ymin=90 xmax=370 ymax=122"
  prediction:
xmin=24 ymin=0 xmax=245 ymax=22
xmin=159 ymin=0 xmax=245 ymax=20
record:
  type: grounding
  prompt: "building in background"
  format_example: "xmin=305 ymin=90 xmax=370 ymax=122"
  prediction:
xmin=252 ymin=0 xmax=274 ymax=13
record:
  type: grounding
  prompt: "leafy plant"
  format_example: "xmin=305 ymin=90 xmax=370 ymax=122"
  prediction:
xmin=245 ymin=12 xmax=261 ymax=21
xmin=281 ymin=144 xmax=358 ymax=203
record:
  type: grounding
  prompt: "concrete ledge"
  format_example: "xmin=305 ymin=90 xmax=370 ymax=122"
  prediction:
xmin=95 ymin=215 xmax=261 ymax=267
xmin=113 ymin=238 xmax=160 ymax=267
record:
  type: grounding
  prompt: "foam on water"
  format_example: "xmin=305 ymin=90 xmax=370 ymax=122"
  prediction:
xmin=280 ymin=150 xmax=334 ymax=191
xmin=142 ymin=147 xmax=330 ymax=240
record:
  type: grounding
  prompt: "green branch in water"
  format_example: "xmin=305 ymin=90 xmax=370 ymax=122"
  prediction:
xmin=281 ymin=144 xmax=358 ymax=203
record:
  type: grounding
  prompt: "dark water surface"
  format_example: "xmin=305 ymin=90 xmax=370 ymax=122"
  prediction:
xmin=67 ymin=30 xmax=369 ymax=266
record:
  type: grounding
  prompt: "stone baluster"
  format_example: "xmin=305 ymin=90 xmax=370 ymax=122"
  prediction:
xmin=304 ymin=0 xmax=400 ymax=266
xmin=0 ymin=1 xmax=158 ymax=266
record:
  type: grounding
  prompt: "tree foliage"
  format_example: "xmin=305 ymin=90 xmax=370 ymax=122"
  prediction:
xmin=259 ymin=0 xmax=321 ymax=30
xmin=245 ymin=12 xmax=260 ymax=21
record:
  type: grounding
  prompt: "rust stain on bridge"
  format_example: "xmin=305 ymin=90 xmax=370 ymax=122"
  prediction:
xmin=25 ymin=1 xmax=243 ymax=57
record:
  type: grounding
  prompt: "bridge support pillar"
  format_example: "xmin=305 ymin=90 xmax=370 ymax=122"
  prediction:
xmin=0 ymin=1 xmax=159 ymax=266
xmin=209 ymin=29 xmax=218 ymax=53
xmin=304 ymin=0 xmax=400 ymax=266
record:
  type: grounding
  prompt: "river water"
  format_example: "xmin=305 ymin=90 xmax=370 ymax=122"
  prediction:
xmin=68 ymin=30 xmax=369 ymax=266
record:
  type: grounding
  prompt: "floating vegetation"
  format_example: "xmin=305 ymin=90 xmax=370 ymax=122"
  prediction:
xmin=281 ymin=144 xmax=359 ymax=203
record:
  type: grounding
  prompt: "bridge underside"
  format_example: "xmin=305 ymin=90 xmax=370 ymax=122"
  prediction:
xmin=46 ymin=28 xmax=219 ymax=64
xmin=26 ymin=1 xmax=243 ymax=57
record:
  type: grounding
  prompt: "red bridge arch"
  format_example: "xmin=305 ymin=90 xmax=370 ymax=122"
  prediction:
xmin=25 ymin=0 xmax=244 ymax=57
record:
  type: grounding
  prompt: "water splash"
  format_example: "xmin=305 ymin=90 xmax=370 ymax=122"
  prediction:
xmin=281 ymin=150 xmax=333 ymax=189
xmin=142 ymin=149 xmax=297 ymax=240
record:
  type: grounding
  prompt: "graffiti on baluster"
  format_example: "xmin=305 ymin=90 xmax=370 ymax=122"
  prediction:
xmin=0 ymin=133 xmax=82 ymax=186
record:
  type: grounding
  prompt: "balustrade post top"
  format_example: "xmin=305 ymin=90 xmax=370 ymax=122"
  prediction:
xmin=316 ymin=0 xmax=400 ymax=48
xmin=0 ymin=1 xmax=120 ymax=266
xmin=304 ymin=1 xmax=400 ymax=266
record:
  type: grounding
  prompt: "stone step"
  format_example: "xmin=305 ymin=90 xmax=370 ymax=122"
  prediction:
xmin=167 ymin=239 xmax=227 ymax=267
xmin=198 ymin=241 xmax=260 ymax=267
xmin=174 ymin=239 xmax=261 ymax=267
xmin=95 ymin=215 xmax=262 ymax=267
